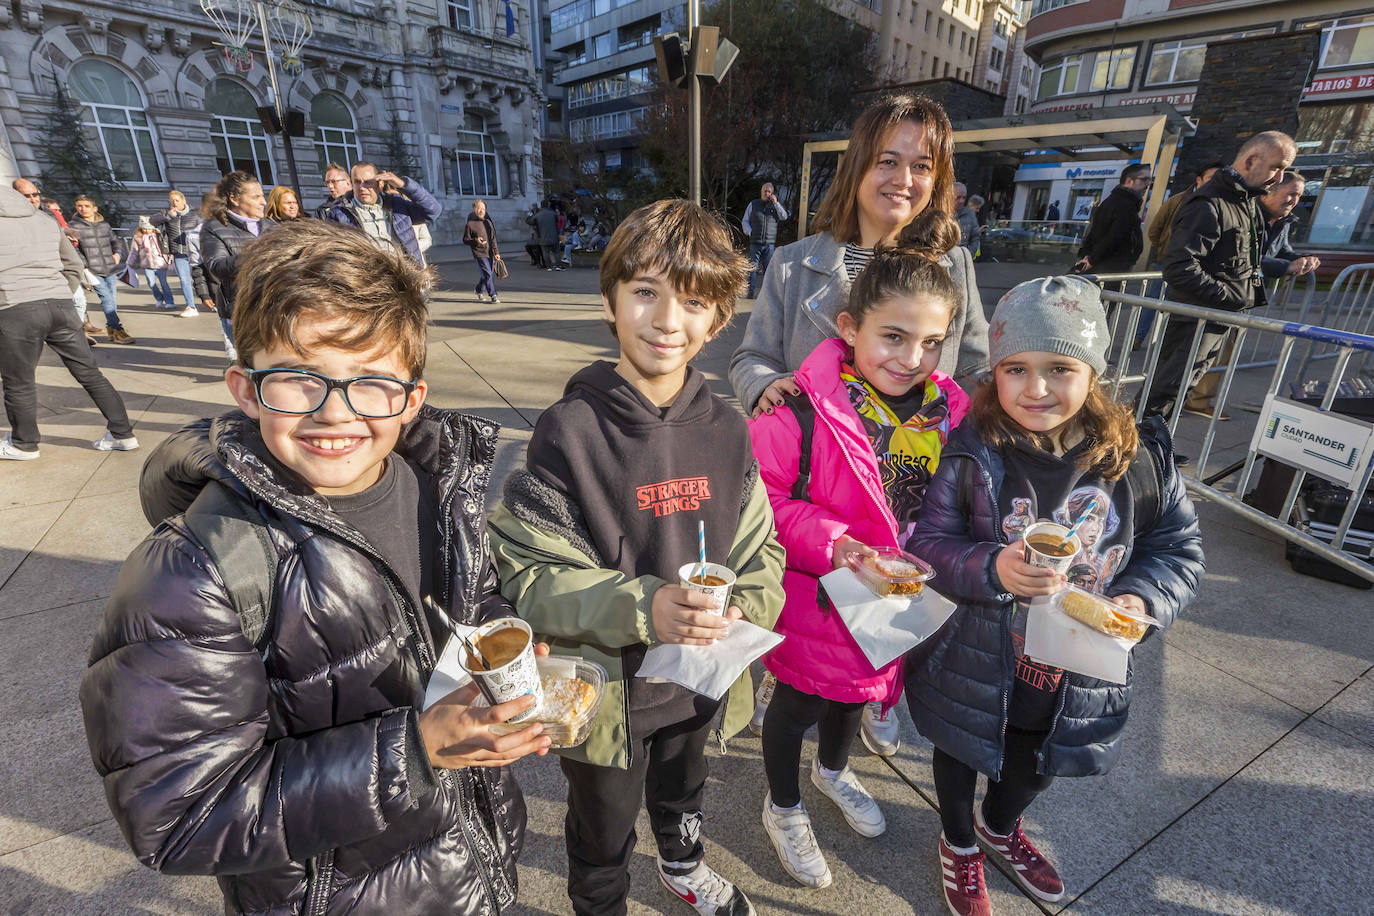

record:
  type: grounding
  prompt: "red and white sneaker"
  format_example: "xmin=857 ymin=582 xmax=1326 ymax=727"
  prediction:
xmin=658 ymin=857 xmax=756 ymax=916
xmin=939 ymin=834 xmax=991 ymax=916
xmin=974 ymin=809 xmax=1065 ymax=902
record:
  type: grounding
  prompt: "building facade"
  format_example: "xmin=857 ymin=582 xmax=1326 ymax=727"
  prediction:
xmin=878 ymin=0 xmax=984 ymax=84
xmin=0 ymin=0 xmax=544 ymax=240
xmin=1018 ymin=0 xmax=1374 ymax=254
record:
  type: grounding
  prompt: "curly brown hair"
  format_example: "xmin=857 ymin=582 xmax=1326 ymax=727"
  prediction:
xmin=970 ymin=373 xmax=1140 ymax=481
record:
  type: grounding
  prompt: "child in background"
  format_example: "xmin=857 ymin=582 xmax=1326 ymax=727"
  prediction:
xmin=130 ymin=215 xmax=176 ymax=310
xmin=748 ymin=243 xmax=969 ymax=889
xmin=81 ymin=220 xmax=548 ymax=916
xmin=489 ymin=200 xmax=785 ymax=916
xmin=904 ymin=276 xmax=1204 ymax=916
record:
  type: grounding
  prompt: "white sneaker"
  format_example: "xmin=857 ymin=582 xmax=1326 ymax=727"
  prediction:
xmin=657 ymin=856 xmax=756 ymax=915
xmin=0 ymin=435 xmax=39 ymax=460
xmin=93 ymin=431 xmax=140 ymax=451
xmin=810 ymin=758 xmax=886 ymax=837
xmin=748 ymin=671 xmax=776 ymax=736
xmin=860 ymin=700 xmax=901 ymax=757
xmin=178 ymin=305 xmax=199 ymax=317
xmin=761 ymin=795 xmax=832 ymax=889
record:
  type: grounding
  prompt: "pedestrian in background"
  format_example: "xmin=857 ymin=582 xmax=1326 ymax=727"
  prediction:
xmin=743 ymin=182 xmax=788 ymax=298
xmin=463 ymin=198 xmax=502 ymax=303
xmin=1072 ymin=163 xmax=1151 ymax=274
xmin=265 ymin=186 xmax=304 ymax=222
xmin=200 ymin=171 xmax=275 ymax=360
xmin=68 ymin=195 xmax=133 ymax=344
xmin=530 ymin=199 xmax=560 ymax=270
xmin=953 ymin=182 xmax=980 ymax=252
xmin=1147 ymin=161 xmax=1223 ymax=261
xmin=151 ymin=190 xmax=204 ymax=317
xmin=1259 ymin=171 xmax=1319 ymax=280
xmin=322 ymin=162 xmax=441 ymax=267
xmin=315 ymin=162 xmax=352 ymax=218
xmin=130 ymin=216 xmax=176 ymax=311
xmin=0 ymin=186 xmax=137 ymax=459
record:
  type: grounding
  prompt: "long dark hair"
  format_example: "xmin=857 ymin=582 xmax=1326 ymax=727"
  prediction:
xmin=842 ymin=237 xmax=961 ymax=328
xmin=204 ymin=170 xmax=260 ymax=224
xmin=812 ymin=93 xmax=961 ymax=254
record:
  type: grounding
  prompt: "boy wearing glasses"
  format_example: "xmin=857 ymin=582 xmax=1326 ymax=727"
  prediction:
xmin=81 ymin=220 xmax=548 ymax=915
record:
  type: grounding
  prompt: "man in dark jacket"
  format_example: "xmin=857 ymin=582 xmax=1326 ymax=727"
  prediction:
xmin=80 ymin=220 xmax=545 ymax=916
xmin=1146 ymin=161 xmax=1223 ymax=261
xmin=463 ymin=199 xmax=501 ymax=303
xmin=1072 ymin=163 xmax=1151 ymax=274
xmin=316 ymin=162 xmax=354 ymax=218
xmin=323 ymin=162 xmax=441 ymax=265
xmin=1259 ymin=171 xmax=1320 ymax=280
xmin=528 ymin=200 xmax=560 ymax=270
xmin=1143 ymin=131 xmax=1296 ymax=417
xmin=0 ymin=186 xmax=137 ymax=459
xmin=68 ymin=195 xmax=133 ymax=343
xmin=742 ymin=182 xmax=788 ymax=297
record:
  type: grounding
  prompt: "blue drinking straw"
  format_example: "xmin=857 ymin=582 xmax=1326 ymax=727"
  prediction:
xmin=697 ymin=521 xmax=706 ymax=581
xmin=1060 ymin=496 xmax=1101 ymax=550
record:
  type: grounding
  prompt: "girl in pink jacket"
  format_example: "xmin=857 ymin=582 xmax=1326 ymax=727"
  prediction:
xmin=748 ymin=244 xmax=969 ymax=889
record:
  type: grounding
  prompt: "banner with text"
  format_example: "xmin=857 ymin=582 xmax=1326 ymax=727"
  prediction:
xmin=1251 ymin=396 xmax=1374 ymax=489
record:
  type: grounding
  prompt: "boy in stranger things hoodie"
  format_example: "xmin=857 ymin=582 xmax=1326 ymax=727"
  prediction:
xmin=489 ymin=200 xmax=785 ymax=916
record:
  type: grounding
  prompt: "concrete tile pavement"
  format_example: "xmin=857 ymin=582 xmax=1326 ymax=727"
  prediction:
xmin=0 ymin=256 xmax=1369 ymax=914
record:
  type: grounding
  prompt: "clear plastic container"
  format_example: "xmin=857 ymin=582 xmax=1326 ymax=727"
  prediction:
xmin=1054 ymin=585 xmax=1160 ymax=645
xmin=848 ymin=548 xmax=936 ymax=598
xmin=477 ymin=655 xmax=608 ymax=748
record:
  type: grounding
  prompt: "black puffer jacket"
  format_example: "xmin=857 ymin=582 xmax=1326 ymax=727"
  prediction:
xmin=1162 ymin=167 xmax=1267 ymax=312
xmin=80 ymin=408 xmax=526 ymax=916
xmin=904 ymin=418 xmax=1204 ymax=780
xmin=68 ymin=214 xmax=126 ymax=276
xmin=150 ymin=207 xmax=203 ymax=257
xmin=200 ymin=213 xmax=277 ymax=317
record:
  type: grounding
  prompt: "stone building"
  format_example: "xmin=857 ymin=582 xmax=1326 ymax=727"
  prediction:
xmin=0 ymin=0 xmax=544 ymax=241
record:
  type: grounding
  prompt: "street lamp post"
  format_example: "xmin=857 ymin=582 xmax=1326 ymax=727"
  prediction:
xmin=653 ymin=19 xmax=739 ymax=207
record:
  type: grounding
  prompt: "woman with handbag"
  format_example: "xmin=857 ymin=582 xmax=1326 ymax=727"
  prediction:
xmin=462 ymin=199 xmax=503 ymax=303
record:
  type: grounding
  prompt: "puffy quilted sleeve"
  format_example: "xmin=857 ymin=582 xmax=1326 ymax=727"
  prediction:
xmin=80 ymin=525 xmax=437 ymax=875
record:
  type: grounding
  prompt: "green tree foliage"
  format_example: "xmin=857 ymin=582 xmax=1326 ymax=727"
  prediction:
xmin=637 ymin=0 xmax=878 ymax=238
xmin=38 ymin=73 xmax=127 ymax=226
xmin=383 ymin=112 xmax=421 ymax=180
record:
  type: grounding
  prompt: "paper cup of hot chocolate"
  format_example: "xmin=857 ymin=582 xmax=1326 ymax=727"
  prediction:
xmin=1021 ymin=522 xmax=1080 ymax=575
xmin=677 ymin=563 xmax=736 ymax=618
xmin=459 ymin=617 xmax=543 ymax=723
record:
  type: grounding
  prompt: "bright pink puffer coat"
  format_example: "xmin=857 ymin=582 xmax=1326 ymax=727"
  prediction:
xmin=748 ymin=337 xmax=969 ymax=706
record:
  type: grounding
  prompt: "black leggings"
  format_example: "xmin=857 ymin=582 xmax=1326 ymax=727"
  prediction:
xmin=932 ymin=727 xmax=1055 ymax=848
xmin=762 ymin=680 xmax=866 ymax=808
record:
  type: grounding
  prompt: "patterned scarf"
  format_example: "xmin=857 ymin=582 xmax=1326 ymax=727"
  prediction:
xmin=839 ymin=361 xmax=953 ymax=536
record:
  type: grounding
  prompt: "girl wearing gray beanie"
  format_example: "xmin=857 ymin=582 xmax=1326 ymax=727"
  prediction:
xmin=901 ymin=275 xmax=1205 ymax=916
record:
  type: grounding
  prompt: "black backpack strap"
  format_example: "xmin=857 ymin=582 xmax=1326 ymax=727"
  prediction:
xmin=781 ymin=390 xmax=816 ymax=503
xmin=182 ymin=481 xmax=279 ymax=647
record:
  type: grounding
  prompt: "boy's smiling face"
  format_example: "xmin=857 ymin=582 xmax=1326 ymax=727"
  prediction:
xmin=602 ymin=267 xmax=719 ymax=406
xmin=225 ymin=316 xmax=427 ymax=496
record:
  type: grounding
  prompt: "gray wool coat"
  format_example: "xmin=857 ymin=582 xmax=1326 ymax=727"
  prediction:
xmin=728 ymin=231 xmax=991 ymax=414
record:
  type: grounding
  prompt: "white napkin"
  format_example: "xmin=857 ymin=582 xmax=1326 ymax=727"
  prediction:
xmin=422 ymin=622 xmax=479 ymax=711
xmin=1022 ymin=594 xmax=1132 ymax=685
xmin=819 ymin=566 xmax=958 ymax=670
xmin=636 ymin=620 xmax=783 ymax=700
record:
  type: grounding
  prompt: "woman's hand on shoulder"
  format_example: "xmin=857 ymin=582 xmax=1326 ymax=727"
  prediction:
xmin=994 ymin=546 xmax=1065 ymax=597
xmin=752 ymin=375 xmax=801 ymax=418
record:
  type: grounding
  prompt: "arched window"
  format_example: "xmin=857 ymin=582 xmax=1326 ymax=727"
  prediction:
xmin=455 ymin=113 xmax=498 ymax=196
xmin=68 ymin=60 xmax=163 ymax=185
xmin=311 ymin=94 xmax=361 ymax=172
xmin=207 ymin=79 xmax=274 ymax=183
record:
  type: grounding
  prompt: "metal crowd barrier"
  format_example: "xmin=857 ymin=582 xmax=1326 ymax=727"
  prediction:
xmin=1085 ymin=279 xmax=1374 ymax=585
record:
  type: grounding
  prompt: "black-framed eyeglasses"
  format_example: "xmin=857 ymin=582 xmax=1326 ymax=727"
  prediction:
xmin=248 ymin=368 xmax=417 ymax=418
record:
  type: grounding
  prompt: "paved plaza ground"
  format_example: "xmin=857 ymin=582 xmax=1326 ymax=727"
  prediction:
xmin=0 ymin=249 xmax=1370 ymax=915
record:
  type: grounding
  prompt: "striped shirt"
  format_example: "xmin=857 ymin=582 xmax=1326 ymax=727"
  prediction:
xmin=843 ymin=242 xmax=874 ymax=282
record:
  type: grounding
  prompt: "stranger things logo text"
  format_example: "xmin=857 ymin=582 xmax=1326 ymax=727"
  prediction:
xmin=636 ymin=477 xmax=712 ymax=517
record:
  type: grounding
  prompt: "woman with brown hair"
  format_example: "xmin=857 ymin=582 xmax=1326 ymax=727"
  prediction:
xmin=729 ymin=92 xmax=991 ymax=759
xmin=198 ymin=170 xmax=275 ymax=360
xmin=264 ymin=185 xmax=304 ymax=222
